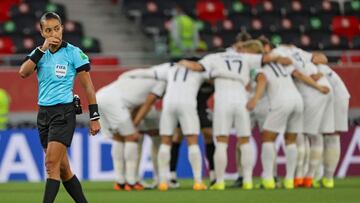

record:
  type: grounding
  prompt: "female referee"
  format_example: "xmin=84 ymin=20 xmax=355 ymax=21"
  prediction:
xmin=19 ymin=12 xmax=100 ymax=203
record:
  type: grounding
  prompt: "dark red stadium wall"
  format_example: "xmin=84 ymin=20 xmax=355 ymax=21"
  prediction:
xmin=1 ymin=66 xmax=360 ymax=112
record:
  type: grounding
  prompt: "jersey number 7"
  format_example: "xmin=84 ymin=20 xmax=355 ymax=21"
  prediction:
xmin=225 ymin=60 xmax=242 ymax=73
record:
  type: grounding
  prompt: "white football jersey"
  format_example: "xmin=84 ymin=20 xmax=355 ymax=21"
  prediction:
xmin=272 ymin=45 xmax=332 ymax=95
xmin=318 ymin=64 xmax=350 ymax=98
xmin=161 ymin=64 xmax=211 ymax=108
xmin=260 ymin=63 xmax=302 ymax=106
xmin=200 ymin=51 xmax=263 ymax=101
xmin=97 ymin=64 xmax=167 ymax=109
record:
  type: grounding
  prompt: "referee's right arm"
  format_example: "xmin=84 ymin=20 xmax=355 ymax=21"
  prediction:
xmin=19 ymin=60 xmax=37 ymax=78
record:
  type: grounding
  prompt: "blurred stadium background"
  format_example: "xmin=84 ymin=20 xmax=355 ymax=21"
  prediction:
xmin=0 ymin=0 xmax=360 ymax=202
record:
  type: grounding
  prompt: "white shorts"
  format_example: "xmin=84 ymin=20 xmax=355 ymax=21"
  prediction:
xmin=263 ymin=99 xmax=303 ymax=134
xmin=160 ymin=105 xmax=200 ymax=136
xmin=138 ymin=106 xmax=160 ymax=131
xmin=303 ymin=93 xmax=335 ymax=135
xmin=213 ymin=100 xmax=251 ymax=137
xmin=97 ymin=97 xmax=135 ymax=137
xmin=334 ymin=97 xmax=349 ymax=132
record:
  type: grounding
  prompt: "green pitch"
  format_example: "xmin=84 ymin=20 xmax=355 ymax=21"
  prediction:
xmin=1 ymin=178 xmax=359 ymax=203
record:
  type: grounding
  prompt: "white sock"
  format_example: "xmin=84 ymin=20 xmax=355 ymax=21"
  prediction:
xmin=214 ymin=142 xmax=228 ymax=183
xmin=273 ymin=143 xmax=278 ymax=177
xmin=303 ymin=136 xmax=311 ymax=175
xmin=151 ymin=136 xmax=161 ymax=182
xmin=285 ymin=144 xmax=297 ymax=180
xmin=158 ymin=144 xmax=171 ymax=183
xmin=324 ymin=135 xmax=341 ymax=179
xmin=112 ymin=141 xmax=125 ymax=184
xmin=236 ymin=145 xmax=242 ymax=176
xmin=188 ymin=144 xmax=202 ymax=183
xmin=296 ymin=133 xmax=306 ymax=178
xmin=209 ymin=170 xmax=215 ymax=181
xmin=261 ymin=142 xmax=275 ymax=180
xmin=240 ymin=143 xmax=254 ymax=183
xmin=124 ymin=142 xmax=139 ymax=185
xmin=136 ymin=137 xmax=143 ymax=182
xmin=305 ymin=134 xmax=323 ymax=178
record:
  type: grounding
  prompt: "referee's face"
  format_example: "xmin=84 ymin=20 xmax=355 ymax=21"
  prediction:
xmin=40 ymin=18 xmax=63 ymax=41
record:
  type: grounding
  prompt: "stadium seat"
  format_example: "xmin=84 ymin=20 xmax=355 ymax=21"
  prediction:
xmin=196 ymin=1 xmax=225 ymax=25
xmin=302 ymin=0 xmax=340 ymax=15
xmin=222 ymin=0 xmax=252 ymax=15
xmin=258 ymin=14 xmax=282 ymax=32
xmin=12 ymin=36 xmax=36 ymax=53
xmin=332 ymin=16 xmax=360 ymax=40
xmin=200 ymin=32 xmax=224 ymax=50
xmin=351 ymin=36 xmax=360 ymax=49
xmin=80 ymin=36 xmax=101 ymax=53
xmin=11 ymin=13 xmax=38 ymax=35
xmin=122 ymin=0 xmax=147 ymax=18
xmin=228 ymin=13 xmax=253 ymax=31
xmin=141 ymin=12 xmax=170 ymax=36
xmin=156 ymin=0 xmax=177 ymax=15
xmin=0 ymin=37 xmax=15 ymax=54
xmin=282 ymin=0 xmax=308 ymax=15
xmin=64 ymin=20 xmax=84 ymax=36
xmin=303 ymin=15 xmax=332 ymax=32
xmin=215 ymin=19 xmax=238 ymax=32
xmin=218 ymin=30 xmax=237 ymax=47
xmin=254 ymin=0 xmax=281 ymax=15
xmin=298 ymin=33 xmax=321 ymax=50
xmin=0 ymin=0 xmax=20 ymax=23
xmin=344 ymin=0 xmax=360 ymax=17
xmin=318 ymin=34 xmax=349 ymax=50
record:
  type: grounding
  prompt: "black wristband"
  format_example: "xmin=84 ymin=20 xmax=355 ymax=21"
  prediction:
xmin=89 ymin=104 xmax=100 ymax=121
xmin=29 ymin=47 xmax=45 ymax=64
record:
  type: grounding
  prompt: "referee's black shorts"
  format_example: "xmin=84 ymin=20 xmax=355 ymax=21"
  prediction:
xmin=37 ymin=103 xmax=76 ymax=148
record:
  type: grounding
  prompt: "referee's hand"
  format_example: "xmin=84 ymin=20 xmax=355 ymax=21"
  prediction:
xmin=89 ymin=120 xmax=101 ymax=136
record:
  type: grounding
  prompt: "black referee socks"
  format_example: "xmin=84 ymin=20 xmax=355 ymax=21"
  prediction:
xmin=206 ymin=143 xmax=215 ymax=171
xmin=43 ymin=178 xmax=60 ymax=203
xmin=170 ymin=143 xmax=181 ymax=172
xmin=63 ymin=175 xmax=88 ymax=203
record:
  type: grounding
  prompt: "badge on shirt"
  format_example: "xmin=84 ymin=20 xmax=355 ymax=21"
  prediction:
xmin=55 ymin=64 xmax=67 ymax=78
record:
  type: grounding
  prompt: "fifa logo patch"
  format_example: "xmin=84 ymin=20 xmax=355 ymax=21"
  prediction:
xmin=55 ymin=64 xmax=67 ymax=78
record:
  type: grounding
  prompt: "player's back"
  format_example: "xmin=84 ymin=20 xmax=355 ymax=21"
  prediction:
xmin=201 ymin=51 xmax=262 ymax=101
xmin=318 ymin=64 xmax=350 ymax=98
xmin=97 ymin=68 xmax=161 ymax=109
xmin=262 ymin=63 xmax=301 ymax=105
xmin=163 ymin=65 xmax=208 ymax=108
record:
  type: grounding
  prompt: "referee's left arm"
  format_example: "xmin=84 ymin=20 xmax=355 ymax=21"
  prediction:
xmin=77 ymin=69 xmax=101 ymax=135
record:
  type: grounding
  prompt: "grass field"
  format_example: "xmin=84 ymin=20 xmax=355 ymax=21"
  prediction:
xmin=1 ymin=178 xmax=359 ymax=203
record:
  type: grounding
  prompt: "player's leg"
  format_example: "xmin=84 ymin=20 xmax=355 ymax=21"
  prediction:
xmin=284 ymin=103 xmax=303 ymax=189
xmin=157 ymin=108 xmax=177 ymax=191
xmin=179 ymin=107 xmax=206 ymax=190
xmin=235 ymin=107 xmax=254 ymax=190
xmin=185 ymin=134 xmax=207 ymax=190
xmin=157 ymin=135 xmax=172 ymax=191
xmin=303 ymin=94 xmax=328 ymax=188
xmin=169 ymin=128 xmax=182 ymax=188
xmin=260 ymin=130 xmax=278 ymax=189
xmin=284 ymin=132 xmax=297 ymax=189
xmin=112 ymin=134 xmax=125 ymax=190
xmin=211 ymin=104 xmax=232 ymax=190
xmin=295 ymin=133 xmax=306 ymax=187
xmin=322 ymin=97 xmax=347 ymax=188
xmin=202 ymin=127 xmax=216 ymax=185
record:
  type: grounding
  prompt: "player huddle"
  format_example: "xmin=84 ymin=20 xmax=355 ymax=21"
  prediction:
xmin=96 ymin=34 xmax=350 ymax=191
